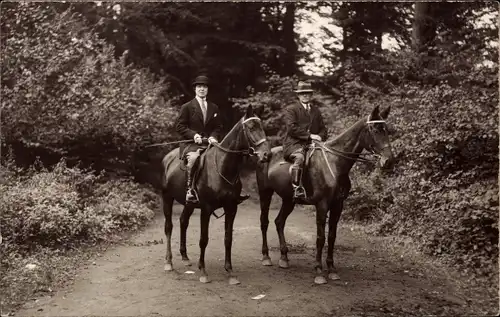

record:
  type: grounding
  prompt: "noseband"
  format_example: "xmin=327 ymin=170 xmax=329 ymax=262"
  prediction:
xmin=241 ymin=117 xmax=267 ymax=154
xmin=365 ymin=119 xmax=391 ymax=157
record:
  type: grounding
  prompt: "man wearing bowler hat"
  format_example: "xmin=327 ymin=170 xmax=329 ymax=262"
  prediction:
xmin=176 ymin=75 xmax=250 ymax=204
xmin=283 ymin=80 xmax=328 ymax=202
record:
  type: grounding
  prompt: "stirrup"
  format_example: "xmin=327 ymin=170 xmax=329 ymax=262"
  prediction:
xmin=237 ymin=194 xmax=250 ymax=204
xmin=293 ymin=185 xmax=306 ymax=199
xmin=186 ymin=188 xmax=199 ymax=204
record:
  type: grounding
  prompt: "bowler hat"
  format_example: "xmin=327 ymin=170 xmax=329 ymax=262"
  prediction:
xmin=294 ymin=81 xmax=314 ymax=94
xmin=192 ymin=75 xmax=210 ymax=86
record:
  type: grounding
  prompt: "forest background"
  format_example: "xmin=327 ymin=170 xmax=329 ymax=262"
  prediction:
xmin=0 ymin=1 xmax=498 ymax=312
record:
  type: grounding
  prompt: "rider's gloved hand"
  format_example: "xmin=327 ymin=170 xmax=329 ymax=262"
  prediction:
xmin=194 ymin=133 xmax=203 ymax=144
xmin=310 ymin=134 xmax=322 ymax=142
xmin=208 ymin=137 xmax=218 ymax=145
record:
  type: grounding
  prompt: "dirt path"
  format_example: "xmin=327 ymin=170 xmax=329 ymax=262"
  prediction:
xmin=17 ymin=201 xmax=489 ymax=316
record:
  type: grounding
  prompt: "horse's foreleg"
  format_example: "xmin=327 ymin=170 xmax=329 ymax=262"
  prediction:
xmin=326 ymin=200 xmax=343 ymax=281
xmin=274 ymin=199 xmax=295 ymax=269
xmin=223 ymin=203 xmax=240 ymax=285
xmin=162 ymin=190 xmax=174 ymax=272
xmin=259 ymin=189 xmax=274 ymax=266
xmin=314 ymin=201 xmax=329 ymax=284
xmin=179 ymin=205 xmax=195 ymax=266
xmin=198 ymin=206 xmax=211 ymax=283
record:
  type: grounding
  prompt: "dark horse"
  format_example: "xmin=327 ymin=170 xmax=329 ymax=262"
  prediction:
xmin=256 ymin=105 xmax=394 ymax=284
xmin=160 ymin=105 xmax=271 ymax=285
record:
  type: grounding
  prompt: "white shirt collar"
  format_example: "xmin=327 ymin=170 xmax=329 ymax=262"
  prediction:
xmin=196 ymin=96 xmax=206 ymax=105
xmin=301 ymin=102 xmax=310 ymax=111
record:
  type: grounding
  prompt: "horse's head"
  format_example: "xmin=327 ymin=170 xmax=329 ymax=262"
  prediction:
xmin=362 ymin=105 xmax=394 ymax=169
xmin=241 ymin=105 xmax=271 ymax=163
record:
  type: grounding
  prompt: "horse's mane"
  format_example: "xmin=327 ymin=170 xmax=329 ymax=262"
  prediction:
xmin=324 ymin=115 xmax=368 ymax=148
xmin=220 ymin=116 xmax=245 ymax=145
xmin=220 ymin=114 xmax=260 ymax=144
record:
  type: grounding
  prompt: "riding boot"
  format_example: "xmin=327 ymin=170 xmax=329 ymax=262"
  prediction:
xmin=291 ymin=167 xmax=306 ymax=200
xmin=185 ymin=166 xmax=199 ymax=204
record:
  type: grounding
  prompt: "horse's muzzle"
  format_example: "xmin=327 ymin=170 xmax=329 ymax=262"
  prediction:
xmin=378 ymin=150 xmax=394 ymax=170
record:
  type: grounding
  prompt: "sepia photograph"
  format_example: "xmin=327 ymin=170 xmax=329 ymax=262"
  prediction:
xmin=0 ymin=0 xmax=498 ymax=316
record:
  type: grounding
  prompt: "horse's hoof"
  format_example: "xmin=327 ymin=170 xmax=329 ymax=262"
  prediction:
xmin=262 ymin=258 xmax=273 ymax=266
xmin=229 ymin=277 xmax=241 ymax=285
xmin=328 ymin=272 xmax=340 ymax=280
xmin=182 ymin=259 xmax=192 ymax=266
xmin=314 ymin=276 xmax=328 ymax=285
xmin=199 ymin=276 xmax=211 ymax=283
xmin=164 ymin=263 xmax=173 ymax=271
xmin=278 ymin=259 xmax=289 ymax=269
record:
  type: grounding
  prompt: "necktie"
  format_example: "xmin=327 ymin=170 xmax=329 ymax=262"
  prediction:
xmin=201 ymin=99 xmax=207 ymax=122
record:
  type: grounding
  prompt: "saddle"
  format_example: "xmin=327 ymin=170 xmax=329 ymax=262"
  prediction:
xmin=278 ymin=145 xmax=317 ymax=168
xmin=181 ymin=146 xmax=209 ymax=172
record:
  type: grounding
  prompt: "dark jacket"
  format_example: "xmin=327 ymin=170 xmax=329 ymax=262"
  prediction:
xmin=175 ymin=98 xmax=223 ymax=158
xmin=283 ymin=101 xmax=328 ymax=160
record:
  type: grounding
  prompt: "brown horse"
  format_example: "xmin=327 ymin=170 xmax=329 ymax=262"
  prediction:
xmin=160 ymin=105 xmax=271 ymax=285
xmin=256 ymin=105 xmax=394 ymax=284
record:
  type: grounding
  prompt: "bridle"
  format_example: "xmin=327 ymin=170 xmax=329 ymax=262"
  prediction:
xmin=212 ymin=116 xmax=267 ymax=185
xmin=364 ymin=119 xmax=392 ymax=159
xmin=306 ymin=118 xmax=391 ymax=182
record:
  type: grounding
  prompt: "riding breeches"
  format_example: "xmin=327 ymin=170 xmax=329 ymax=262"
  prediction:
xmin=185 ymin=150 xmax=202 ymax=169
xmin=289 ymin=149 xmax=305 ymax=168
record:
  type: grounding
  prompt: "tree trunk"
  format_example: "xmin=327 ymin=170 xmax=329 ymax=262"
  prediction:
xmin=281 ymin=2 xmax=297 ymax=76
xmin=412 ymin=2 xmax=437 ymax=53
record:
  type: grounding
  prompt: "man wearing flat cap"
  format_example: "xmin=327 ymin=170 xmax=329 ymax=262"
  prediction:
xmin=283 ymin=80 xmax=328 ymax=201
xmin=176 ymin=75 xmax=249 ymax=204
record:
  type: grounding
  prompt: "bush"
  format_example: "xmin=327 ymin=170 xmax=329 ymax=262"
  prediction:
xmin=1 ymin=2 xmax=180 ymax=175
xmin=0 ymin=160 xmax=156 ymax=251
xmin=237 ymin=47 xmax=498 ymax=283
xmin=0 ymin=158 xmax=158 ymax=313
xmin=333 ymin=50 xmax=498 ymax=281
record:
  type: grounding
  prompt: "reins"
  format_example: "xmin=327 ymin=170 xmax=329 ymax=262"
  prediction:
xmin=210 ymin=116 xmax=266 ymax=218
xmin=306 ymin=118 xmax=389 ymax=181
xmin=213 ymin=117 xmax=266 ymax=185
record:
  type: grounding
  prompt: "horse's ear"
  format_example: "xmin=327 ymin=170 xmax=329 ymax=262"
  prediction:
xmin=245 ymin=105 xmax=254 ymax=118
xmin=369 ymin=105 xmax=380 ymax=121
xmin=380 ymin=106 xmax=391 ymax=119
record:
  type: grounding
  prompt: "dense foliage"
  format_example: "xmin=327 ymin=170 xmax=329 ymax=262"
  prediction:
xmin=0 ymin=2 xmax=497 ymax=310
xmin=0 ymin=157 xmax=157 ymax=311
xmin=1 ymin=3 xmax=180 ymax=178
xmin=235 ymin=43 xmax=498 ymax=283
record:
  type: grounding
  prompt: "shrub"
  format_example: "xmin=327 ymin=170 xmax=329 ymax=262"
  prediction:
xmin=0 ymin=160 xmax=156 ymax=251
xmin=1 ymin=2 xmax=179 ymax=174
xmin=333 ymin=51 xmax=498 ymax=281
xmin=237 ymin=48 xmax=498 ymax=283
xmin=0 ymin=159 xmax=158 ymax=313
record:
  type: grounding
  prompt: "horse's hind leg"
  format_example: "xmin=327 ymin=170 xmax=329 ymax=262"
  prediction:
xmin=198 ymin=206 xmax=212 ymax=283
xmin=179 ymin=204 xmax=195 ymax=266
xmin=223 ymin=203 xmax=240 ymax=285
xmin=259 ymin=189 xmax=274 ymax=266
xmin=162 ymin=190 xmax=175 ymax=272
xmin=274 ymin=199 xmax=295 ymax=269
xmin=326 ymin=199 xmax=343 ymax=281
